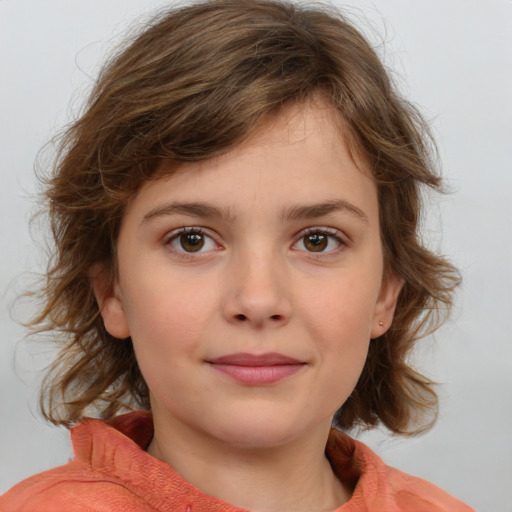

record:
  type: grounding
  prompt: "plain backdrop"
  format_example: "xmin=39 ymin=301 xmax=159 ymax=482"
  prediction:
xmin=1 ymin=1 xmax=511 ymax=510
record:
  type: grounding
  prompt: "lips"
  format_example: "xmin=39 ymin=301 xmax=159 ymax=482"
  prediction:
xmin=207 ymin=352 xmax=307 ymax=385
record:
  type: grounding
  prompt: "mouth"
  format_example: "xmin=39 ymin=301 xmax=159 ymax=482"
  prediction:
xmin=206 ymin=352 xmax=307 ymax=385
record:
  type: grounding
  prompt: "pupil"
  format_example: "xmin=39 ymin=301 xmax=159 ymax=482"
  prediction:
xmin=305 ymin=234 xmax=327 ymax=252
xmin=180 ymin=233 xmax=204 ymax=252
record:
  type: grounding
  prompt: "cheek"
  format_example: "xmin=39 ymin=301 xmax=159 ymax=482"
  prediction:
xmin=297 ymin=275 xmax=378 ymax=401
xmin=121 ymin=276 xmax=217 ymax=365
xmin=125 ymin=291 xmax=207 ymax=407
xmin=301 ymin=276 xmax=379 ymax=346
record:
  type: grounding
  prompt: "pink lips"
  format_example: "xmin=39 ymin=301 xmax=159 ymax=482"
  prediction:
xmin=207 ymin=352 xmax=306 ymax=385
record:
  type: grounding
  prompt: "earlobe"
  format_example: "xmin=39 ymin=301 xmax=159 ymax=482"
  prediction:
xmin=90 ymin=263 xmax=131 ymax=339
xmin=100 ymin=296 xmax=131 ymax=339
xmin=370 ymin=272 xmax=403 ymax=339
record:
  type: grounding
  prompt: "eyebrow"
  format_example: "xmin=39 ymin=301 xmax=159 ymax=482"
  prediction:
xmin=282 ymin=199 xmax=369 ymax=224
xmin=142 ymin=201 xmax=235 ymax=224
xmin=141 ymin=198 xmax=368 ymax=225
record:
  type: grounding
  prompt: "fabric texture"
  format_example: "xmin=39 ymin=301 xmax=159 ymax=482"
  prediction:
xmin=1 ymin=411 xmax=475 ymax=511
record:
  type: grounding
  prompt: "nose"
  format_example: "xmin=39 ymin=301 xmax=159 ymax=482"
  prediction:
xmin=222 ymin=248 xmax=292 ymax=328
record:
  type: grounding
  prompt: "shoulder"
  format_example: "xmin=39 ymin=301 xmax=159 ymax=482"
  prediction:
xmin=326 ymin=430 xmax=476 ymax=512
xmin=382 ymin=464 xmax=476 ymax=512
xmin=0 ymin=461 xmax=156 ymax=512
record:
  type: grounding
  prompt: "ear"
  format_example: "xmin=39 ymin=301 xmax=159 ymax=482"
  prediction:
xmin=89 ymin=263 xmax=131 ymax=339
xmin=370 ymin=271 xmax=403 ymax=339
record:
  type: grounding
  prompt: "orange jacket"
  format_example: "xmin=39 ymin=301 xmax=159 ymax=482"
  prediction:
xmin=1 ymin=411 xmax=475 ymax=511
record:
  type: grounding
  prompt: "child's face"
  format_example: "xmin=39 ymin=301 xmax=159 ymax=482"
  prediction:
xmin=96 ymin=102 xmax=401 ymax=449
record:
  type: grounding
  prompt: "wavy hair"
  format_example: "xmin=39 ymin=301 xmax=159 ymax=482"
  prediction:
xmin=33 ymin=0 xmax=460 ymax=433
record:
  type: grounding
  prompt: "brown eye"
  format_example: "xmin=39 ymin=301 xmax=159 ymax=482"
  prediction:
xmin=303 ymin=233 xmax=328 ymax=252
xmin=179 ymin=232 xmax=205 ymax=252
xmin=293 ymin=229 xmax=343 ymax=254
xmin=167 ymin=229 xmax=217 ymax=255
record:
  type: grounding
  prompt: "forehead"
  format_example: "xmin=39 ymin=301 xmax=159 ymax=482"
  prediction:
xmin=124 ymin=101 xmax=377 ymax=224
xmin=227 ymin=100 xmax=370 ymax=176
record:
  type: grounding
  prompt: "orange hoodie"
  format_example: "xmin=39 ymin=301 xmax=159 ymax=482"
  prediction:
xmin=1 ymin=411 xmax=475 ymax=511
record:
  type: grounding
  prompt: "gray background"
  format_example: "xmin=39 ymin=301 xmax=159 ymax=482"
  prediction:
xmin=1 ymin=1 xmax=511 ymax=510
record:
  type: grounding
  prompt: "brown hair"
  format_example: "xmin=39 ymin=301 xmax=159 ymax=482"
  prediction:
xmin=33 ymin=0 xmax=459 ymax=434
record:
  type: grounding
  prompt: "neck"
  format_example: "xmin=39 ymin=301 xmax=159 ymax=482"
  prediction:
xmin=147 ymin=412 xmax=351 ymax=512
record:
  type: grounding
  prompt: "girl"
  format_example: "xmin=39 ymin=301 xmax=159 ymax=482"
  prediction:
xmin=1 ymin=1 xmax=475 ymax=510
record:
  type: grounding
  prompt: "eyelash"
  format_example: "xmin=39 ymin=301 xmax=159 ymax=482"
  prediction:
xmin=292 ymin=227 xmax=346 ymax=257
xmin=163 ymin=226 xmax=346 ymax=259
xmin=164 ymin=227 xmax=220 ymax=260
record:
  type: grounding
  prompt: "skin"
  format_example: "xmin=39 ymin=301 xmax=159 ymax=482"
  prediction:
xmin=93 ymin=101 xmax=402 ymax=512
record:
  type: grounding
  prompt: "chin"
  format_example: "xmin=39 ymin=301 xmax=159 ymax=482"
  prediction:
xmin=209 ymin=411 xmax=313 ymax=450
xmin=219 ymin=428 xmax=296 ymax=450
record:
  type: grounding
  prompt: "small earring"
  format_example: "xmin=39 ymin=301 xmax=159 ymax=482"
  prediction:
xmin=378 ymin=321 xmax=384 ymax=327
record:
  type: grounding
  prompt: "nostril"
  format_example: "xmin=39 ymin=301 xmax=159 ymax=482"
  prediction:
xmin=270 ymin=314 xmax=282 ymax=320
xmin=236 ymin=314 xmax=247 ymax=321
